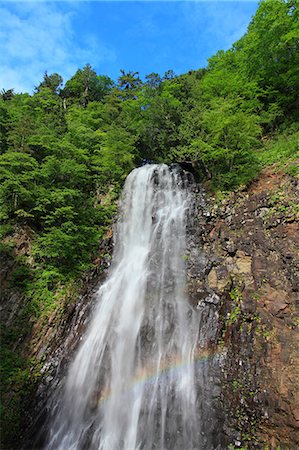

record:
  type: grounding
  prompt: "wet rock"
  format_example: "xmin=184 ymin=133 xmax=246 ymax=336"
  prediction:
xmin=188 ymin=167 xmax=299 ymax=449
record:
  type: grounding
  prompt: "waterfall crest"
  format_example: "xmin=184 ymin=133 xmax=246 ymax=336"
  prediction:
xmin=46 ymin=164 xmax=214 ymax=450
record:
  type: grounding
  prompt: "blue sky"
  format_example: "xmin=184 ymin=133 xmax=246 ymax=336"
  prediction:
xmin=0 ymin=1 xmax=259 ymax=93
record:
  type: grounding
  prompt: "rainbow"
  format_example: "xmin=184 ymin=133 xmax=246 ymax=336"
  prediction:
xmin=96 ymin=347 xmax=222 ymax=406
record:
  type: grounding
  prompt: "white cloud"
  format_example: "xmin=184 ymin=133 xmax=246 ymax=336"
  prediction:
xmin=0 ymin=2 xmax=116 ymax=93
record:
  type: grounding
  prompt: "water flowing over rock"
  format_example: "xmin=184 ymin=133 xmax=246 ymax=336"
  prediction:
xmin=44 ymin=164 xmax=224 ymax=450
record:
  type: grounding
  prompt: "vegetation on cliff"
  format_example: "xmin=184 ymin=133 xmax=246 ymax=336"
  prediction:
xmin=0 ymin=0 xmax=298 ymax=446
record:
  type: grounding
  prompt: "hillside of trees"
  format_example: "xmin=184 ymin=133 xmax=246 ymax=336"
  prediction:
xmin=0 ymin=0 xmax=298 ymax=445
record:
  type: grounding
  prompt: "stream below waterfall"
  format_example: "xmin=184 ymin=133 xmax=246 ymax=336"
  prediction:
xmin=44 ymin=164 xmax=225 ymax=450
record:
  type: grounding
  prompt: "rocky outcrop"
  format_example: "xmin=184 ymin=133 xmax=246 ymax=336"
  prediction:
xmin=186 ymin=168 xmax=299 ymax=448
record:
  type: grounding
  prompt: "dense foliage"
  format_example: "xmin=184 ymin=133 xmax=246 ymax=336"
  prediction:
xmin=0 ymin=1 xmax=298 ymax=445
xmin=1 ymin=1 xmax=299 ymax=269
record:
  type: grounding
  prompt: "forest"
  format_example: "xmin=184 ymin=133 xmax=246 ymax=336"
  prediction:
xmin=0 ymin=0 xmax=298 ymax=445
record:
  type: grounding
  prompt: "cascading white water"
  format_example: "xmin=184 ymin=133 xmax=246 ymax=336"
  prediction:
xmin=46 ymin=164 xmax=208 ymax=450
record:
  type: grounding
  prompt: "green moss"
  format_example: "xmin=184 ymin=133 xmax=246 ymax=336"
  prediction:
xmin=227 ymin=288 xmax=243 ymax=325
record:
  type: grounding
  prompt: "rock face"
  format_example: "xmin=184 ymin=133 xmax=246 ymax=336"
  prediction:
xmin=2 ymin=167 xmax=298 ymax=449
xmin=185 ymin=168 xmax=299 ymax=448
xmin=3 ymin=235 xmax=114 ymax=449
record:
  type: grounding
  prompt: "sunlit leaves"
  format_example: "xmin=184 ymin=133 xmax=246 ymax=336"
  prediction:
xmin=0 ymin=152 xmax=39 ymax=220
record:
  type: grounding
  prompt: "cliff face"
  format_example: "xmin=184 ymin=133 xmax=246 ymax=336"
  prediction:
xmin=0 ymin=232 xmax=113 ymax=449
xmin=186 ymin=167 xmax=299 ymax=448
xmin=1 ymin=167 xmax=298 ymax=449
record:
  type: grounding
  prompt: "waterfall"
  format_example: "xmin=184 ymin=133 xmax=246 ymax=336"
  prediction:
xmin=45 ymin=164 xmax=221 ymax=450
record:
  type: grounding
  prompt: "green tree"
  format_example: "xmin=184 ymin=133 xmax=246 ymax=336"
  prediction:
xmin=118 ymin=70 xmax=142 ymax=91
xmin=236 ymin=0 xmax=299 ymax=121
xmin=5 ymin=94 xmax=36 ymax=153
xmin=139 ymin=82 xmax=183 ymax=161
xmin=0 ymin=152 xmax=38 ymax=222
xmin=177 ymin=97 xmax=261 ymax=188
xmin=62 ymin=64 xmax=114 ymax=107
xmin=35 ymin=72 xmax=63 ymax=95
xmin=93 ymin=125 xmax=136 ymax=185
xmin=145 ymin=72 xmax=162 ymax=90
xmin=163 ymin=70 xmax=176 ymax=80
xmin=0 ymin=100 xmax=9 ymax=153
xmin=1 ymin=89 xmax=15 ymax=101
xmin=30 ymin=86 xmax=66 ymax=135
